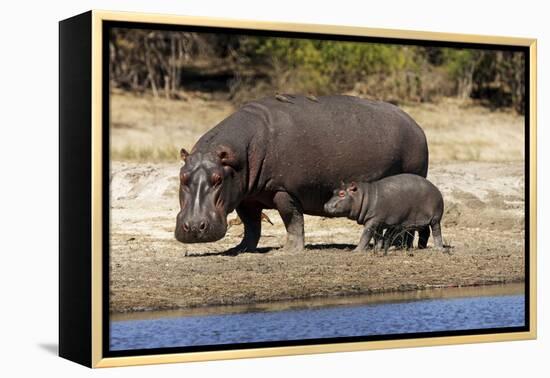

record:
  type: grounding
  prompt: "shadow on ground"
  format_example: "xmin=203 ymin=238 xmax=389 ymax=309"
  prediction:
xmin=185 ymin=243 xmax=356 ymax=257
xmin=305 ymin=243 xmax=355 ymax=251
xmin=38 ymin=343 xmax=58 ymax=355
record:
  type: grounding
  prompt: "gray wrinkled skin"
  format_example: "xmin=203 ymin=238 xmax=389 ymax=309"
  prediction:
xmin=324 ymin=174 xmax=444 ymax=252
xmin=175 ymin=95 xmax=429 ymax=253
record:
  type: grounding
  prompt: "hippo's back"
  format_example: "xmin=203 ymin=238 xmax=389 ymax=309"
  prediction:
xmin=193 ymin=95 xmax=429 ymax=216
xmin=251 ymin=95 xmax=429 ymax=214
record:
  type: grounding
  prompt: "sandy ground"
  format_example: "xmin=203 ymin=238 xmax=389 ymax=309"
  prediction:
xmin=109 ymin=161 xmax=525 ymax=313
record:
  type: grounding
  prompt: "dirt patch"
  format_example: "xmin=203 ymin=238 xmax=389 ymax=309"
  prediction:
xmin=109 ymin=161 xmax=525 ymax=313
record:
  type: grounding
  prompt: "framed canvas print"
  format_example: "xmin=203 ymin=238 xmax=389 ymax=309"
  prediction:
xmin=59 ymin=10 xmax=537 ymax=368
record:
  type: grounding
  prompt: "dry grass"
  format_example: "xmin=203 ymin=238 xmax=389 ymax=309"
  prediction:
xmin=401 ymin=98 xmax=524 ymax=163
xmin=114 ymin=145 xmax=181 ymax=162
xmin=110 ymin=90 xmax=234 ymax=161
xmin=110 ymin=92 xmax=524 ymax=164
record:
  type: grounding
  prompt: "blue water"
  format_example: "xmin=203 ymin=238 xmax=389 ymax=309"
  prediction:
xmin=110 ymin=293 xmax=524 ymax=351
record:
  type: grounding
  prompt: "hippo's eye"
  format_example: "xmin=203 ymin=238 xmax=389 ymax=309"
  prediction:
xmin=180 ymin=173 xmax=189 ymax=186
xmin=338 ymin=190 xmax=346 ymax=198
xmin=211 ymin=172 xmax=222 ymax=186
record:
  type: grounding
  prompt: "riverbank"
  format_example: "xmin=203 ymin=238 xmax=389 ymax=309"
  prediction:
xmin=112 ymin=283 xmax=524 ymax=321
xmin=109 ymin=161 xmax=525 ymax=313
xmin=110 ymin=283 xmax=525 ymax=351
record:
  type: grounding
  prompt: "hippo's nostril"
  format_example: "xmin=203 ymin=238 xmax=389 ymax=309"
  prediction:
xmin=182 ymin=222 xmax=190 ymax=232
xmin=199 ymin=221 xmax=207 ymax=232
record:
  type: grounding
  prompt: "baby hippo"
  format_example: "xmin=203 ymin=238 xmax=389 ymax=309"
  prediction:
xmin=324 ymin=174 xmax=444 ymax=253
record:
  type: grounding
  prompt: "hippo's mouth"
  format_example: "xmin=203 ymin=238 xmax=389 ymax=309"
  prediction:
xmin=175 ymin=231 xmax=225 ymax=243
xmin=174 ymin=220 xmax=228 ymax=244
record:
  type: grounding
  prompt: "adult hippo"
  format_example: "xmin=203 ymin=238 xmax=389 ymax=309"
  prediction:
xmin=175 ymin=94 xmax=428 ymax=253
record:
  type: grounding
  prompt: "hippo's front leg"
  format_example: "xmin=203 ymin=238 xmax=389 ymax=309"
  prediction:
xmin=226 ymin=202 xmax=263 ymax=254
xmin=273 ymin=191 xmax=305 ymax=251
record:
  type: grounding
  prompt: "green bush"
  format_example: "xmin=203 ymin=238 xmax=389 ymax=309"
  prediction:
xmin=109 ymin=28 xmax=526 ymax=113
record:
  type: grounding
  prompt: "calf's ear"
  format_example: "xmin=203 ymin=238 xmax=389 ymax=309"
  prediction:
xmin=349 ymin=182 xmax=358 ymax=192
xmin=180 ymin=148 xmax=189 ymax=162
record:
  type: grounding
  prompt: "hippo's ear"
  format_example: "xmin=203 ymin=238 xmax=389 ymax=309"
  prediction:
xmin=349 ymin=182 xmax=358 ymax=192
xmin=217 ymin=146 xmax=241 ymax=170
xmin=180 ymin=148 xmax=190 ymax=162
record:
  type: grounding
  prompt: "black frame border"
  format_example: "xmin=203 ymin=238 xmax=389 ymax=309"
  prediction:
xmin=59 ymin=11 xmax=93 ymax=367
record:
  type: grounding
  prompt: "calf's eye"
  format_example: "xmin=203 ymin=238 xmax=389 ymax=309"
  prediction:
xmin=338 ymin=190 xmax=346 ymax=198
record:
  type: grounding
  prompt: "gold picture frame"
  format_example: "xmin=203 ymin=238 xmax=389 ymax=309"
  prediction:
xmin=59 ymin=10 xmax=537 ymax=368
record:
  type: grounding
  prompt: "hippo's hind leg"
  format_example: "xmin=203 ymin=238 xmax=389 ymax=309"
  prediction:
xmin=392 ymin=230 xmax=414 ymax=249
xmin=403 ymin=229 xmax=415 ymax=251
xmin=418 ymin=226 xmax=430 ymax=249
xmin=431 ymin=220 xmax=444 ymax=250
xmin=226 ymin=201 xmax=263 ymax=254
xmin=273 ymin=191 xmax=305 ymax=251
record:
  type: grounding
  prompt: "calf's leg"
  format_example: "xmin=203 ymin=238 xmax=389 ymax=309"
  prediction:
xmin=354 ymin=221 xmax=378 ymax=252
xmin=404 ymin=230 xmax=414 ymax=250
xmin=431 ymin=221 xmax=444 ymax=250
